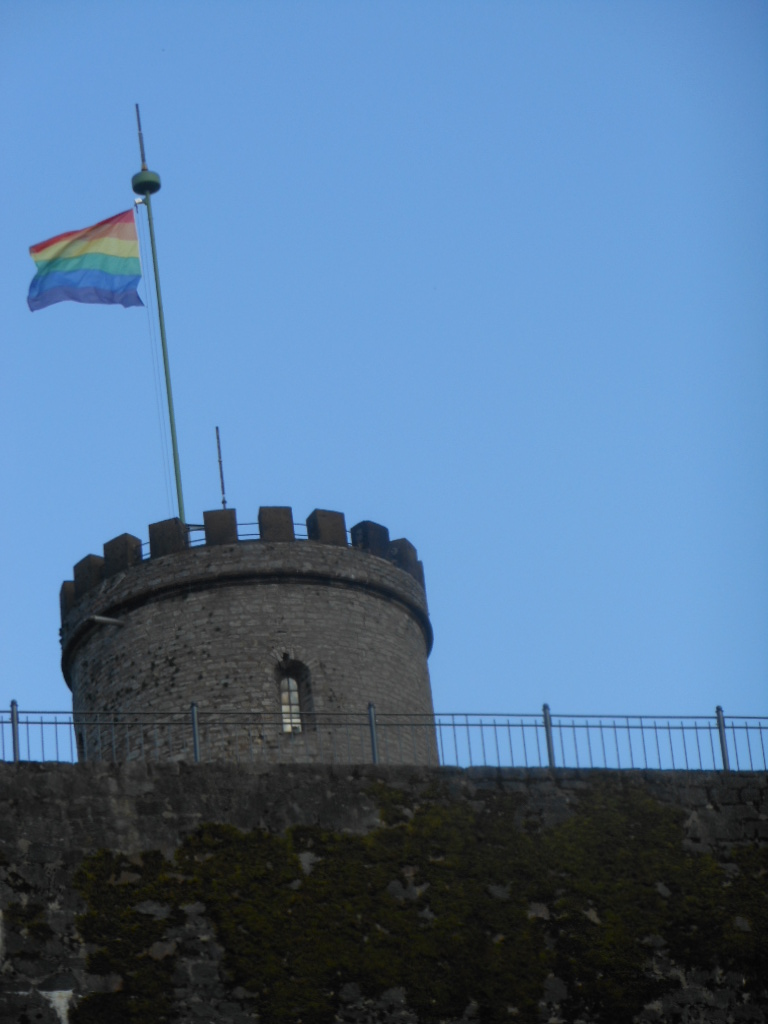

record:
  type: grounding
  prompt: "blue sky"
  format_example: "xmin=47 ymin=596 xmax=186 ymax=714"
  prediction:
xmin=0 ymin=1 xmax=765 ymax=718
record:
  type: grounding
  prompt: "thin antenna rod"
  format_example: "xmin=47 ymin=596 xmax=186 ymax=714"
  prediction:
xmin=216 ymin=426 xmax=227 ymax=509
xmin=132 ymin=104 xmax=186 ymax=524
xmin=135 ymin=104 xmax=147 ymax=169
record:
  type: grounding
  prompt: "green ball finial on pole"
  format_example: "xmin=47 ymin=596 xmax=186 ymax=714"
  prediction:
xmin=132 ymin=169 xmax=161 ymax=195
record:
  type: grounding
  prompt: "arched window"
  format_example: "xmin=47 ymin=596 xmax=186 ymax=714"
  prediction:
xmin=277 ymin=657 xmax=314 ymax=733
xmin=280 ymin=676 xmax=302 ymax=733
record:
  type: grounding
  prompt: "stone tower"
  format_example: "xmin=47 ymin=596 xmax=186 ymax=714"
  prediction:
xmin=59 ymin=507 xmax=436 ymax=764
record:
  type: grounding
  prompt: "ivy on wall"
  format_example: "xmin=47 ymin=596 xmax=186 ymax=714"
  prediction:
xmin=70 ymin=777 xmax=768 ymax=1024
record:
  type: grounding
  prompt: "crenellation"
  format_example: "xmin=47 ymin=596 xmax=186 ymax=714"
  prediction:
xmin=306 ymin=508 xmax=348 ymax=546
xmin=149 ymin=517 xmax=188 ymax=558
xmin=60 ymin=580 xmax=75 ymax=620
xmin=351 ymin=520 xmax=390 ymax=558
xmin=203 ymin=508 xmax=238 ymax=546
xmin=388 ymin=537 xmax=417 ymax=572
xmin=73 ymin=554 xmax=104 ymax=599
xmin=258 ymin=505 xmax=295 ymax=541
xmin=103 ymin=532 xmax=143 ymax=577
xmin=388 ymin=538 xmax=426 ymax=587
xmin=65 ymin=510 xmax=428 ymax=605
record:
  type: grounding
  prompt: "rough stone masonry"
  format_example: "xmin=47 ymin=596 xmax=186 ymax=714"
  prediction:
xmin=60 ymin=510 xmax=436 ymax=766
xmin=0 ymin=763 xmax=766 ymax=1023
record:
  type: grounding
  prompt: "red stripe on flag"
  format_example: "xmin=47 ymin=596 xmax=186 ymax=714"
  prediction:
xmin=30 ymin=210 xmax=136 ymax=255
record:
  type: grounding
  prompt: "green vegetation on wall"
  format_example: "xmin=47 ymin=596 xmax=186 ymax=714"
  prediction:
xmin=70 ymin=777 xmax=767 ymax=1024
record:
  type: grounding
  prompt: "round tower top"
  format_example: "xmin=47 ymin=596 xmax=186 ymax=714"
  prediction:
xmin=60 ymin=507 xmax=431 ymax=686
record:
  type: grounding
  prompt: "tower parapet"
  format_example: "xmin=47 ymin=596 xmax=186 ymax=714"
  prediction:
xmin=60 ymin=508 xmax=435 ymax=765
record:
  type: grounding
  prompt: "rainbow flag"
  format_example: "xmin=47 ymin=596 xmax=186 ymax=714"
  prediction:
xmin=27 ymin=209 xmax=143 ymax=311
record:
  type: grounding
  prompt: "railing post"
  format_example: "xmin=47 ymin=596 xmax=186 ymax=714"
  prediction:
xmin=190 ymin=702 xmax=201 ymax=764
xmin=543 ymin=703 xmax=556 ymax=769
xmin=716 ymin=705 xmax=730 ymax=772
xmin=368 ymin=702 xmax=379 ymax=765
xmin=10 ymin=700 xmax=20 ymax=764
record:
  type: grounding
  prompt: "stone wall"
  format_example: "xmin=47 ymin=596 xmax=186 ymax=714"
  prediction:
xmin=0 ymin=764 xmax=766 ymax=1023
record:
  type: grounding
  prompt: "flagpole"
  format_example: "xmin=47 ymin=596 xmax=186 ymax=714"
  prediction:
xmin=131 ymin=104 xmax=186 ymax=525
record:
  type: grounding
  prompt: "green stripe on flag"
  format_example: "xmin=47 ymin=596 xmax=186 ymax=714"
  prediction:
xmin=33 ymin=254 xmax=142 ymax=278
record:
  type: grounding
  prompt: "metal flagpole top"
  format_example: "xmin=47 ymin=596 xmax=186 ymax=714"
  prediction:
xmin=132 ymin=105 xmax=161 ymax=195
xmin=132 ymin=104 xmax=186 ymax=524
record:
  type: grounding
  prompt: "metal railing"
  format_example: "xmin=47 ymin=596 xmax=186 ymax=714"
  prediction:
xmin=140 ymin=520 xmax=346 ymax=556
xmin=0 ymin=701 xmax=765 ymax=770
xmin=434 ymin=707 xmax=767 ymax=772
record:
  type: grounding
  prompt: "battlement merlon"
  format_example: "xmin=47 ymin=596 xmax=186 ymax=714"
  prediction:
xmin=60 ymin=506 xmax=427 ymax=620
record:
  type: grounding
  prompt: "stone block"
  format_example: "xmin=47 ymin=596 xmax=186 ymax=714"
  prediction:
xmin=351 ymin=520 xmax=390 ymax=558
xmin=388 ymin=537 xmax=418 ymax=572
xmin=306 ymin=509 xmax=347 ymax=546
xmin=258 ymin=506 xmax=295 ymax=542
xmin=387 ymin=538 xmax=425 ymax=586
xmin=74 ymin=554 xmax=105 ymax=599
xmin=60 ymin=581 xmax=76 ymax=619
xmin=712 ymin=785 xmax=743 ymax=805
xmin=203 ymin=509 xmax=238 ymax=546
xmin=149 ymin=518 xmax=188 ymax=558
xmin=678 ymin=787 xmax=708 ymax=806
xmin=103 ymin=533 xmax=143 ymax=577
